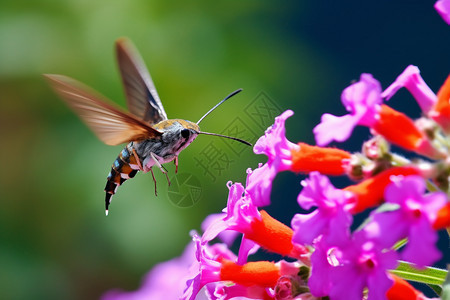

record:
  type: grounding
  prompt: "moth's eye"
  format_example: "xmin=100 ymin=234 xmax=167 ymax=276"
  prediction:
xmin=181 ymin=129 xmax=190 ymax=139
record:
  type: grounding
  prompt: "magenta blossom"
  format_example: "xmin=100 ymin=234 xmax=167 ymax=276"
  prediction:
xmin=201 ymin=181 xmax=261 ymax=264
xmin=201 ymin=213 xmax=239 ymax=247
xmin=308 ymin=231 xmax=398 ymax=300
xmin=307 ymin=237 xmax=332 ymax=297
xmin=246 ymin=110 xmax=298 ymax=207
xmin=182 ymin=234 xmax=238 ymax=300
xmin=313 ymin=73 xmax=383 ymax=146
xmin=101 ymin=242 xmax=195 ymax=300
xmin=202 ymin=181 xmax=261 ymax=243
xmin=253 ymin=109 xmax=298 ymax=167
xmin=363 ymin=175 xmax=446 ymax=268
xmin=381 ymin=65 xmax=437 ymax=113
xmin=208 ymin=283 xmax=272 ymax=300
xmin=435 ymin=0 xmax=450 ymax=24
xmin=236 ymin=236 xmax=260 ymax=265
xmin=291 ymin=172 xmax=354 ymax=246
xmin=207 ymin=260 xmax=303 ymax=300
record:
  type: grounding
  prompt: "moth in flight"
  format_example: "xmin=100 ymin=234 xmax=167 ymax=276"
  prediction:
xmin=45 ymin=38 xmax=251 ymax=215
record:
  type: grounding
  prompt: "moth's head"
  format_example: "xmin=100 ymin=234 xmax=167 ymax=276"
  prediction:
xmin=178 ymin=120 xmax=200 ymax=144
xmin=156 ymin=119 xmax=199 ymax=152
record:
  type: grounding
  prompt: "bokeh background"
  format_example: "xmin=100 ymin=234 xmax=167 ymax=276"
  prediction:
xmin=0 ymin=1 xmax=449 ymax=299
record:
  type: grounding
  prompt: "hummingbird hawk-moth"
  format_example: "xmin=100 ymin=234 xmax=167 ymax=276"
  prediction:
xmin=45 ymin=38 xmax=251 ymax=215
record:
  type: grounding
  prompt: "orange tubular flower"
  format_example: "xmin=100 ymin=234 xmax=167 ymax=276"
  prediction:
xmin=345 ymin=166 xmax=420 ymax=214
xmin=430 ymin=74 xmax=450 ymax=133
xmin=373 ymin=105 xmax=442 ymax=158
xmin=433 ymin=201 xmax=450 ymax=230
xmin=386 ymin=275 xmax=424 ymax=300
xmin=220 ymin=260 xmax=280 ymax=287
xmin=291 ymin=142 xmax=351 ymax=175
xmin=373 ymin=105 xmax=423 ymax=151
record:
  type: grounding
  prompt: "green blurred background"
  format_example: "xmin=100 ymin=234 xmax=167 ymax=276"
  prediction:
xmin=0 ymin=1 xmax=449 ymax=299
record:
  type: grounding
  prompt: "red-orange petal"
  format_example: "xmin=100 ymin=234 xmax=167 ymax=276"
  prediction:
xmin=220 ymin=259 xmax=280 ymax=287
xmin=373 ymin=105 xmax=424 ymax=151
xmin=345 ymin=167 xmax=420 ymax=214
xmin=246 ymin=210 xmax=307 ymax=258
xmin=291 ymin=143 xmax=351 ymax=175
xmin=433 ymin=74 xmax=450 ymax=114
xmin=431 ymin=74 xmax=450 ymax=132
xmin=433 ymin=202 xmax=450 ymax=230
xmin=386 ymin=275 xmax=423 ymax=300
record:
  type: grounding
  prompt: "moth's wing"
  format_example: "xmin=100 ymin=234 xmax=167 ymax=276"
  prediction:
xmin=115 ymin=37 xmax=168 ymax=124
xmin=44 ymin=74 xmax=162 ymax=146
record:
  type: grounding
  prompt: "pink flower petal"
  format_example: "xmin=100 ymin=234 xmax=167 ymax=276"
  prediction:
xmin=292 ymin=172 xmax=353 ymax=245
xmin=237 ymin=236 xmax=260 ymax=265
xmin=201 ymin=213 xmax=239 ymax=246
xmin=254 ymin=109 xmax=296 ymax=165
xmin=203 ymin=181 xmax=261 ymax=242
xmin=381 ymin=65 xmax=437 ymax=113
xmin=366 ymin=176 xmax=446 ymax=267
xmin=314 ymin=73 xmax=382 ymax=146
xmin=246 ymin=110 xmax=298 ymax=206
xmin=402 ymin=218 xmax=441 ymax=268
xmin=246 ymin=163 xmax=277 ymax=207
xmin=313 ymin=113 xmax=358 ymax=146
xmin=435 ymin=0 xmax=450 ymax=25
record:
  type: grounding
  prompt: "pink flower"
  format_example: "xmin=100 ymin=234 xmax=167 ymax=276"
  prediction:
xmin=253 ymin=110 xmax=297 ymax=168
xmin=308 ymin=231 xmax=398 ymax=300
xmin=313 ymin=74 xmax=383 ymax=146
xmin=381 ymin=65 xmax=437 ymax=113
xmin=202 ymin=181 xmax=261 ymax=264
xmin=247 ymin=110 xmax=298 ymax=207
xmin=209 ymin=283 xmax=273 ymax=300
xmin=202 ymin=182 xmax=261 ymax=243
xmin=203 ymin=182 xmax=308 ymax=261
xmin=183 ymin=235 xmax=298 ymax=300
xmin=314 ymin=73 xmax=440 ymax=157
xmin=182 ymin=234 xmax=237 ymax=300
xmin=364 ymin=176 xmax=446 ymax=268
xmin=291 ymin=172 xmax=354 ymax=246
xmin=329 ymin=232 xmax=398 ymax=300
xmin=435 ymin=0 xmax=450 ymax=25
xmin=307 ymin=238 xmax=332 ymax=297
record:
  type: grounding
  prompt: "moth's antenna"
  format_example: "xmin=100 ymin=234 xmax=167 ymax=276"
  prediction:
xmin=197 ymin=88 xmax=243 ymax=125
xmin=198 ymin=131 xmax=252 ymax=146
xmin=196 ymin=88 xmax=251 ymax=147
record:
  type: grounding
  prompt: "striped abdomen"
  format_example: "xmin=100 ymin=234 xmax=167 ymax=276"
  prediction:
xmin=104 ymin=143 xmax=141 ymax=214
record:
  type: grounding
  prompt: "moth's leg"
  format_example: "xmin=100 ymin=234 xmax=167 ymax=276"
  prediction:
xmin=150 ymin=167 xmax=157 ymax=196
xmin=149 ymin=152 xmax=166 ymax=173
xmin=150 ymin=152 xmax=171 ymax=186
xmin=174 ymin=156 xmax=179 ymax=174
xmin=131 ymin=148 xmax=144 ymax=171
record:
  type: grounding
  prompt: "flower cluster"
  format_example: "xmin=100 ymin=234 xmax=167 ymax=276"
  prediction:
xmin=102 ymin=65 xmax=450 ymax=300
xmin=102 ymin=4 xmax=450 ymax=300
